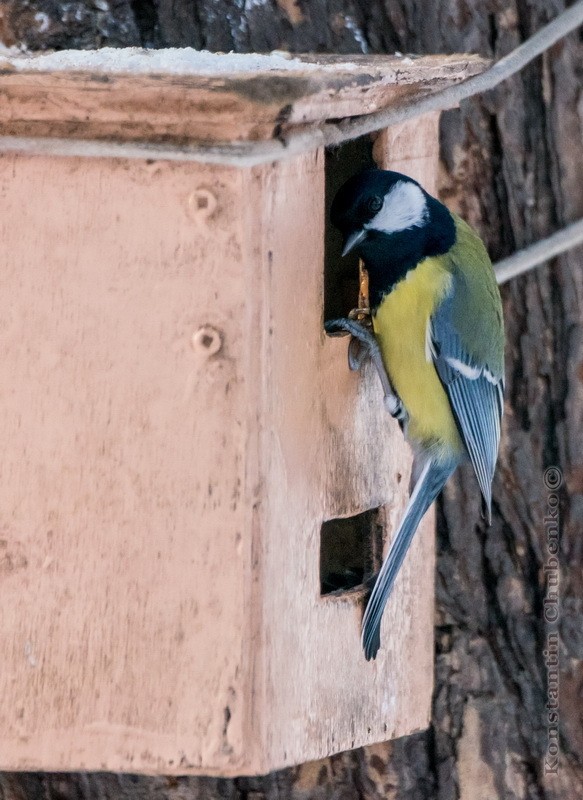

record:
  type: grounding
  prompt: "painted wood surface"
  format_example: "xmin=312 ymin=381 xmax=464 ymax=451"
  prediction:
xmin=0 ymin=155 xmax=257 ymax=773
xmin=252 ymin=115 xmax=440 ymax=772
xmin=0 ymin=52 xmax=486 ymax=143
xmin=0 ymin=114 xmax=438 ymax=775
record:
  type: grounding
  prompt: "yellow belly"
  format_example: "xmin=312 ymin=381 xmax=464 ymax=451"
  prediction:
xmin=372 ymin=256 xmax=462 ymax=452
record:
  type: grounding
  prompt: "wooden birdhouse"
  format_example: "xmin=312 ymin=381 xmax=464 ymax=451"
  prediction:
xmin=0 ymin=48 xmax=486 ymax=776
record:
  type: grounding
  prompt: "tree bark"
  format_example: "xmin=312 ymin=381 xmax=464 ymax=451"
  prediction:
xmin=0 ymin=1 xmax=581 ymax=798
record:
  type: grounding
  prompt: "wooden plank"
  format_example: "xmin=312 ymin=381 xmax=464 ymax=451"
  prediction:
xmin=0 ymin=51 xmax=488 ymax=143
xmin=0 ymin=153 xmax=258 ymax=774
xmin=246 ymin=119 xmax=440 ymax=772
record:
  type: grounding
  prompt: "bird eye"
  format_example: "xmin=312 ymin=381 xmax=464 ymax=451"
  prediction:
xmin=367 ymin=195 xmax=383 ymax=214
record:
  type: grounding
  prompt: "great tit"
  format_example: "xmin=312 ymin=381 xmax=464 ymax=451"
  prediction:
xmin=328 ymin=168 xmax=504 ymax=660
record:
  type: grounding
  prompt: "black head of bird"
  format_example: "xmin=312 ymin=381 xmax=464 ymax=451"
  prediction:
xmin=331 ymin=169 xmax=456 ymax=305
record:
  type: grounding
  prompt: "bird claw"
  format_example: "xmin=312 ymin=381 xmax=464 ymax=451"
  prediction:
xmin=384 ymin=393 xmax=401 ymax=417
xmin=325 ymin=317 xmax=404 ymax=421
xmin=348 ymin=336 xmax=370 ymax=372
xmin=324 ymin=317 xmax=370 ymax=338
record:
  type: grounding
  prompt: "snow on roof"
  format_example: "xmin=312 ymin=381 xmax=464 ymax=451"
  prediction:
xmin=0 ymin=46 xmax=346 ymax=76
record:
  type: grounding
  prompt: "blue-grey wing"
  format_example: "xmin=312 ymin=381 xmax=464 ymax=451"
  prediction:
xmin=430 ymin=295 xmax=504 ymax=521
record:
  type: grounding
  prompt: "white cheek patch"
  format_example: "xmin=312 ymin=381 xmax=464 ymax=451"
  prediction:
xmin=365 ymin=180 xmax=428 ymax=235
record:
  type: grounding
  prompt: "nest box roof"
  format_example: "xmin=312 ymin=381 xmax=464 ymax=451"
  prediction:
xmin=0 ymin=47 xmax=488 ymax=147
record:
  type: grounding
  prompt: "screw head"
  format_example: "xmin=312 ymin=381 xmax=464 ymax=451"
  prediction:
xmin=187 ymin=188 xmax=218 ymax=222
xmin=191 ymin=325 xmax=222 ymax=356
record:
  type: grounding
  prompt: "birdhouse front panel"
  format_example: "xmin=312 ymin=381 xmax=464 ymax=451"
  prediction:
xmin=0 ymin=154 xmax=262 ymax=772
xmin=0 ymin=50 xmax=487 ymax=776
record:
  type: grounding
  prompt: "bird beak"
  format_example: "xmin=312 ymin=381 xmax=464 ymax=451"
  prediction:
xmin=341 ymin=229 xmax=366 ymax=257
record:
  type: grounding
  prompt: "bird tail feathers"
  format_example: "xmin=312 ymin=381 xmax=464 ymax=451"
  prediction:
xmin=361 ymin=457 xmax=456 ymax=660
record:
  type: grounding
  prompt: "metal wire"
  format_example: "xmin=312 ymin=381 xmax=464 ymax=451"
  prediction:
xmin=317 ymin=0 xmax=583 ymax=147
xmin=495 ymin=218 xmax=583 ymax=284
xmin=1 ymin=2 xmax=582 ymax=169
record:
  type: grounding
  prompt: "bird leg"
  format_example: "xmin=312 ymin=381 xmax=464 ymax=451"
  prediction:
xmin=325 ymin=318 xmax=404 ymax=420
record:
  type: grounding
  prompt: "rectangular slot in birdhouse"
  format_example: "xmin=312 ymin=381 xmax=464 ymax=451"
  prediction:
xmin=324 ymin=136 xmax=376 ymax=322
xmin=320 ymin=507 xmax=384 ymax=595
xmin=0 ymin=47 xmax=488 ymax=777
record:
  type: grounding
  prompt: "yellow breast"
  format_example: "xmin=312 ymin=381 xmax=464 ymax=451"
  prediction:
xmin=372 ymin=256 xmax=462 ymax=451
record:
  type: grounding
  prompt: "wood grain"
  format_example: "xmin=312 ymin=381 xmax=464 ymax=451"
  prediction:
xmin=0 ymin=155 xmax=256 ymax=774
xmin=0 ymin=113 xmax=440 ymax=776
xmin=0 ymin=53 xmax=487 ymax=144
xmin=248 ymin=125 xmax=438 ymax=771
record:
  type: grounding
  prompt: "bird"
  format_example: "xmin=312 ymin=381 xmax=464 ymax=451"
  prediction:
xmin=327 ymin=168 xmax=504 ymax=660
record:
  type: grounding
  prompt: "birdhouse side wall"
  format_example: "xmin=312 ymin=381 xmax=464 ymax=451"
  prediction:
xmin=246 ymin=123 xmax=438 ymax=773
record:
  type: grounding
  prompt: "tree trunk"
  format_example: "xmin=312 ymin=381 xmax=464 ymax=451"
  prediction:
xmin=0 ymin=1 xmax=581 ymax=798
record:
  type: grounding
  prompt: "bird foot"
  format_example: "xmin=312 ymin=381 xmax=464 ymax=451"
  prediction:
xmin=325 ymin=317 xmax=404 ymax=421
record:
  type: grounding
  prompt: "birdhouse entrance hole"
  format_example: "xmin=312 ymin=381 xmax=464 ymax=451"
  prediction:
xmin=324 ymin=136 xmax=376 ymax=323
xmin=320 ymin=507 xmax=385 ymax=595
